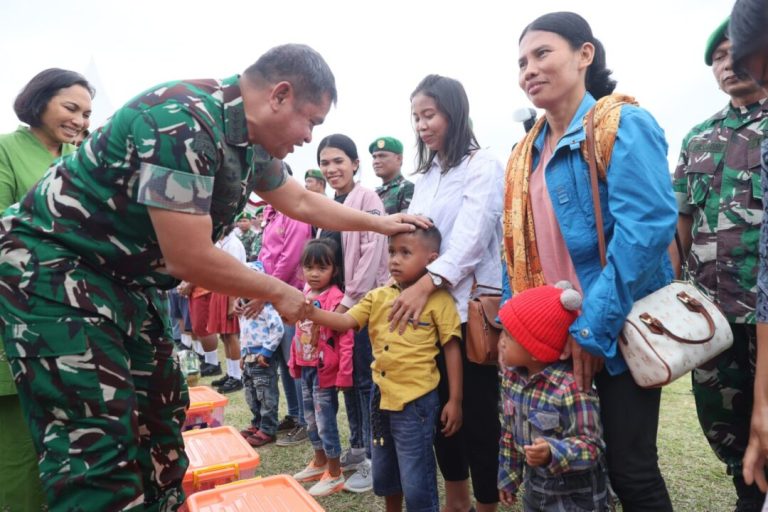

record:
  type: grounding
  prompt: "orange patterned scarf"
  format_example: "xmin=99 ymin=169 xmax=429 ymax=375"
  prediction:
xmin=502 ymin=93 xmax=638 ymax=294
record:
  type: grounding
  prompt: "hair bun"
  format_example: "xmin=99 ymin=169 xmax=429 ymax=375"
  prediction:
xmin=554 ymin=280 xmax=574 ymax=290
xmin=560 ymin=289 xmax=582 ymax=311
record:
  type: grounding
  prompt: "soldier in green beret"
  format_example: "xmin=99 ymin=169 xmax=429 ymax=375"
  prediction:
xmin=672 ymin=17 xmax=768 ymax=511
xmin=369 ymin=136 xmax=414 ymax=214
xmin=304 ymin=168 xmax=326 ymax=194
xmin=235 ymin=211 xmax=258 ymax=260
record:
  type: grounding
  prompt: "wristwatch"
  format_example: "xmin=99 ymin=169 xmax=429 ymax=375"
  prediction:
xmin=427 ymin=271 xmax=444 ymax=288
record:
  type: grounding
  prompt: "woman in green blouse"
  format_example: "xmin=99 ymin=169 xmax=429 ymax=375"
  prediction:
xmin=0 ymin=68 xmax=93 ymax=511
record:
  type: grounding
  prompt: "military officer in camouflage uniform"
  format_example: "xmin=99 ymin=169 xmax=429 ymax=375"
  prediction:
xmin=673 ymin=20 xmax=768 ymax=511
xmin=0 ymin=44 xmax=422 ymax=512
xmin=370 ymin=136 xmax=414 ymax=214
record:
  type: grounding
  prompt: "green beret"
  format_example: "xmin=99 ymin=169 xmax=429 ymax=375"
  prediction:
xmin=235 ymin=212 xmax=252 ymax=221
xmin=254 ymin=206 xmax=264 ymax=215
xmin=705 ymin=18 xmax=729 ymax=66
xmin=305 ymin=169 xmax=325 ymax=181
xmin=369 ymin=136 xmax=403 ymax=155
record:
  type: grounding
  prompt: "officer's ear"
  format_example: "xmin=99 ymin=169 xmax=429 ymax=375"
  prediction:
xmin=270 ymin=81 xmax=293 ymax=110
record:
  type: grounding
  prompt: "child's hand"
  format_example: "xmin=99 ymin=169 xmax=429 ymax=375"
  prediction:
xmin=177 ymin=281 xmax=193 ymax=297
xmin=498 ymin=489 xmax=517 ymax=507
xmin=237 ymin=299 xmax=265 ymax=319
xmin=239 ymin=358 xmax=245 ymax=370
xmin=256 ymin=355 xmax=270 ymax=368
xmin=440 ymin=398 xmax=462 ymax=437
xmin=524 ymin=437 xmax=552 ymax=467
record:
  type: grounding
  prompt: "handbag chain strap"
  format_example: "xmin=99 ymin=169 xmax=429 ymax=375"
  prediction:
xmin=584 ymin=108 xmax=687 ymax=273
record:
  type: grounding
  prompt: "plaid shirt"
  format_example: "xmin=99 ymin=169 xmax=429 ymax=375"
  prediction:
xmin=498 ymin=361 xmax=604 ymax=495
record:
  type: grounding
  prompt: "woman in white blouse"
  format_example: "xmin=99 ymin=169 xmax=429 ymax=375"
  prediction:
xmin=391 ymin=74 xmax=504 ymax=512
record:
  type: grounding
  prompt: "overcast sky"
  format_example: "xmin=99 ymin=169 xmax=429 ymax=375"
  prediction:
xmin=0 ymin=0 xmax=734 ymax=192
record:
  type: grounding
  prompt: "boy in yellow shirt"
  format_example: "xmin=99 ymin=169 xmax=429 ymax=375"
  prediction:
xmin=310 ymin=226 xmax=462 ymax=512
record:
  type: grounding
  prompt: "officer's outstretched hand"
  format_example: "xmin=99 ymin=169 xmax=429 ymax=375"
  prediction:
xmin=273 ymin=286 xmax=312 ymax=324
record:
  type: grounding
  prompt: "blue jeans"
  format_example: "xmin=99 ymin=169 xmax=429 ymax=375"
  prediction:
xmin=343 ymin=327 xmax=373 ymax=456
xmin=522 ymin=464 xmax=609 ymax=512
xmin=275 ymin=323 xmax=305 ymax=425
xmin=371 ymin=388 xmax=440 ymax=512
xmin=242 ymin=359 xmax=279 ymax=436
xmin=301 ymin=366 xmax=341 ymax=458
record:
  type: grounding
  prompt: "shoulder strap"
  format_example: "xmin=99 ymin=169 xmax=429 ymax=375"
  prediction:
xmin=586 ymin=107 xmax=607 ymax=268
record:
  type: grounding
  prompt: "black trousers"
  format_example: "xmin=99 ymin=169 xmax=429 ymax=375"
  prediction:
xmin=434 ymin=326 xmax=501 ymax=505
xmin=595 ymin=370 xmax=673 ymax=512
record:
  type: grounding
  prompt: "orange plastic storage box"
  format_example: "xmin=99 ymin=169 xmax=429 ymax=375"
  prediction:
xmin=184 ymin=386 xmax=229 ymax=431
xmin=181 ymin=425 xmax=261 ymax=499
xmin=185 ymin=475 xmax=325 ymax=512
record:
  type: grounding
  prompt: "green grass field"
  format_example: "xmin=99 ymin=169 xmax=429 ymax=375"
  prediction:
xmin=192 ymin=360 xmax=736 ymax=512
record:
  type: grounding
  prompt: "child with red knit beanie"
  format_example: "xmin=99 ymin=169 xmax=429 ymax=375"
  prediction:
xmin=496 ymin=281 xmax=609 ymax=511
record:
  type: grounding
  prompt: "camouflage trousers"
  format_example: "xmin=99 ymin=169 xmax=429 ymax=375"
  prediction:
xmin=5 ymin=317 xmax=189 ymax=512
xmin=692 ymin=323 xmax=756 ymax=472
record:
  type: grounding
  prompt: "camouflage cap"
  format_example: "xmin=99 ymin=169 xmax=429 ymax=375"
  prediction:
xmin=305 ymin=169 xmax=325 ymax=182
xmin=705 ymin=18 xmax=730 ymax=66
xmin=369 ymin=136 xmax=403 ymax=155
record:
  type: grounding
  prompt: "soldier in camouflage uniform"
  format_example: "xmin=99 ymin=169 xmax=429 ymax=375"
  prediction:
xmin=235 ymin=212 xmax=257 ymax=260
xmin=370 ymin=136 xmax=414 ymax=214
xmin=0 ymin=42 xmax=424 ymax=512
xmin=673 ymin=19 xmax=768 ymax=511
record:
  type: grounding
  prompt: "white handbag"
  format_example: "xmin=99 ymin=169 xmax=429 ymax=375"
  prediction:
xmin=584 ymin=107 xmax=733 ymax=388
xmin=618 ymin=281 xmax=733 ymax=387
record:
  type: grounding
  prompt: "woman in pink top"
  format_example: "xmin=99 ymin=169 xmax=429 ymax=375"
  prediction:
xmin=317 ymin=133 xmax=388 ymax=493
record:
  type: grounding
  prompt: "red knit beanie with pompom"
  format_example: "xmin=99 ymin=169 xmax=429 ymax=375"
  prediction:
xmin=498 ymin=281 xmax=582 ymax=362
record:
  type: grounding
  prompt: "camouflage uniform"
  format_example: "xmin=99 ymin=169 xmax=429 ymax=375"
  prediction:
xmin=237 ymin=228 xmax=257 ymax=260
xmin=0 ymin=76 xmax=286 ymax=511
xmin=376 ymin=174 xmax=414 ymax=215
xmin=249 ymin=230 xmax=263 ymax=261
xmin=673 ymin=99 xmax=768 ymax=485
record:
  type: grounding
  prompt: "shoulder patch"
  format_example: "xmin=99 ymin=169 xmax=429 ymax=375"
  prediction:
xmin=191 ymin=132 xmax=217 ymax=160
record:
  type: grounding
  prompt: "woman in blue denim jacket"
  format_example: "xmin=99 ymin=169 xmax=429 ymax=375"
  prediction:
xmin=502 ymin=12 xmax=677 ymax=511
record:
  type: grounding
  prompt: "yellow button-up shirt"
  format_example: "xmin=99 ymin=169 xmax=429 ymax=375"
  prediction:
xmin=347 ymin=285 xmax=461 ymax=411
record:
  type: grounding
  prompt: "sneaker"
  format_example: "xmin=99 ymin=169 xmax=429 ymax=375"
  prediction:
xmin=246 ymin=430 xmax=275 ymax=447
xmin=200 ymin=362 xmax=222 ymax=377
xmin=343 ymin=458 xmax=372 ymax=493
xmin=308 ymin=470 xmax=345 ymax=497
xmin=211 ymin=373 xmax=230 ymax=387
xmin=239 ymin=426 xmax=260 ymax=439
xmin=216 ymin=376 xmax=243 ymax=394
xmin=292 ymin=460 xmax=327 ymax=483
xmin=277 ymin=415 xmax=298 ymax=432
xmin=276 ymin=425 xmax=308 ymax=447
xmin=339 ymin=448 xmax=366 ymax=472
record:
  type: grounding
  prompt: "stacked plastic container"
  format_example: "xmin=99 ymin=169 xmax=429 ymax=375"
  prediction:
xmin=185 ymin=475 xmax=326 ymax=512
xmin=184 ymin=386 xmax=229 ymax=431
xmin=179 ymin=382 xmax=325 ymax=510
